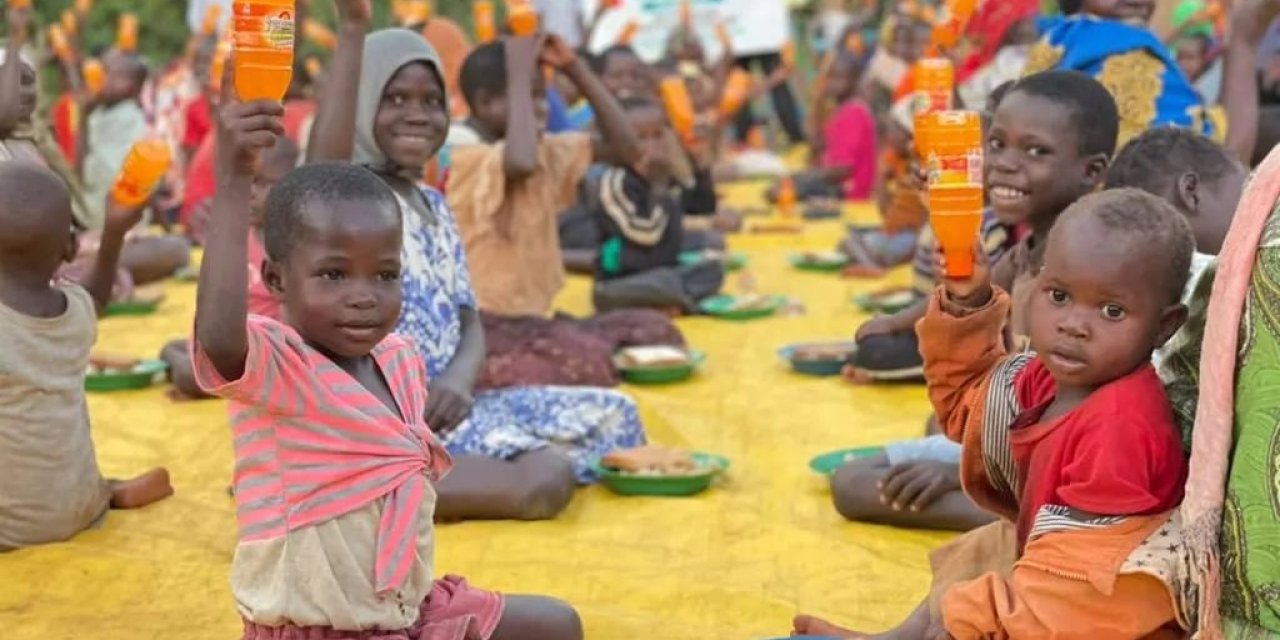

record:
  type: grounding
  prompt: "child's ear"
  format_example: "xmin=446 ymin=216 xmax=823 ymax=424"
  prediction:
xmin=1081 ymin=153 xmax=1109 ymax=188
xmin=63 ymin=231 xmax=79 ymax=264
xmin=1176 ymin=172 xmax=1200 ymax=214
xmin=262 ymin=260 xmax=286 ymax=298
xmin=1156 ymin=303 xmax=1189 ymax=348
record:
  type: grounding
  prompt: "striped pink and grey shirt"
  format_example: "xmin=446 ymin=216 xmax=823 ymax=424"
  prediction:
xmin=193 ymin=316 xmax=452 ymax=594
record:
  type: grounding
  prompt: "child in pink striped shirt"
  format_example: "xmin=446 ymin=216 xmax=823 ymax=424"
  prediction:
xmin=192 ymin=79 xmax=581 ymax=639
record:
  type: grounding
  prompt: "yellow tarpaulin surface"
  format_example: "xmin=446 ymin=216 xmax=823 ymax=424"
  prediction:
xmin=0 ymin=185 xmax=949 ymax=639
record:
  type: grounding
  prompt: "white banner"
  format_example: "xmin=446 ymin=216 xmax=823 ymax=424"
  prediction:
xmin=582 ymin=0 xmax=792 ymax=61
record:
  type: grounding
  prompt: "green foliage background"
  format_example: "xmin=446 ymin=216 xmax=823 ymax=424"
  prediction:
xmin=1 ymin=0 xmax=480 ymax=63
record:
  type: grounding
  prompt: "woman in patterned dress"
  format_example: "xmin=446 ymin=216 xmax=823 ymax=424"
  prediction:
xmin=305 ymin=15 xmax=647 ymax=521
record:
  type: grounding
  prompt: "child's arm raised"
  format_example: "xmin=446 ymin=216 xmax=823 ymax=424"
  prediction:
xmin=195 ymin=77 xmax=284 ymax=382
xmin=1220 ymin=0 xmax=1280 ymax=164
xmin=544 ymin=34 xmax=641 ymax=168
xmin=0 ymin=5 xmax=31 ymax=137
xmin=82 ymin=200 xmax=146 ymax=314
xmin=502 ymin=36 xmax=542 ymax=180
xmin=305 ymin=0 xmax=371 ymax=163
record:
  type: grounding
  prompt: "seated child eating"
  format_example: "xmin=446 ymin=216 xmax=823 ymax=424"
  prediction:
xmin=590 ymin=96 xmax=725 ymax=313
xmin=0 ymin=162 xmax=172 ymax=551
xmin=919 ymin=188 xmax=1192 ymax=638
xmin=193 ymin=96 xmax=582 ymax=637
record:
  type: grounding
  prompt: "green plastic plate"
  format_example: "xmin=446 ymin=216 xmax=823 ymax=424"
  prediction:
xmin=105 ymin=298 xmax=161 ymax=316
xmin=85 ymin=359 xmax=168 ymax=392
xmin=678 ymin=250 xmax=747 ymax=272
xmin=173 ymin=266 xmax=199 ymax=282
xmin=698 ymin=294 xmax=785 ymax=320
xmin=592 ymin=452 xmax=730 ymax=497
xmin=808 ymin=447 xmax=883 ymax=475
xmin=852 ymin=288 xmax=920 ymax=315
xmin=778 ymin=342 xmax=858 ymax=377
xmin=614 ymin=349 xmax=705 ymax=385
xmin=789 ymin=252 xmax=849 ymax=272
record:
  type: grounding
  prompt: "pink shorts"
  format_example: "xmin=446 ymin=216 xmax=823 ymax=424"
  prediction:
xmin=241 ymin=575 xmax=505 ymax=640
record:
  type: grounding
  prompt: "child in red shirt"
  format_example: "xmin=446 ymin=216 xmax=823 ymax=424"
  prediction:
xmin=917 ymin=188 xmax=1194 ymax=638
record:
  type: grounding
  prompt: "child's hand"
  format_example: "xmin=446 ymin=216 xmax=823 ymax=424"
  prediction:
xmin=102 ymin=199 xmax=146 ymax=235
xmin=424 ymin=380 xmax=474 ymax=435
xmin=1231 ymin=0 xmax=1280 ymax=45
xmin=539 ymin=33 xmax=577 ymax=70
xmin=878 ymin=460 xmax=960 ymax=511
xmin=215 ymin=56 xmax=285 ymax=178
xmin=333 ymin=0 xmax=372 ymax=26
xmin=934 ymin=237 xmax=992 ymax=308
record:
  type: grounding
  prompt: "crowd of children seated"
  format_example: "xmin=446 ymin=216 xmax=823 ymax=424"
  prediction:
xmin=3 ymin=0 xmax=1280 ymax=638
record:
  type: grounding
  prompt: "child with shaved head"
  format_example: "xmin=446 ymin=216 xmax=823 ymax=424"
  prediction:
xmin=912 ymin=188 xmax=1194 ymax=638
xmin=0 ymin=163 xmax=171 ymax=551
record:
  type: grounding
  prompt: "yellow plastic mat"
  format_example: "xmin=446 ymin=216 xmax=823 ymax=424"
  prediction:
xmin=0 ymin=186 xmax=949 ymax=639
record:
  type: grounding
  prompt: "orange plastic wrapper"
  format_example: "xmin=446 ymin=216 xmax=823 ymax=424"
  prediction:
xmin=232 ymin=0 xmax=296 ymax=102
xmin=659 ymin=76 xmax=696 ymax=143
xmin=718 ymin=68 xmax=751 ymax=119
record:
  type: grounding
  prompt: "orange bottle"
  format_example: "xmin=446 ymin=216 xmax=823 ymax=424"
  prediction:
xmin=506 ymin=0 xmax=538 ymax=37
xmin=232 ymin=0 xmax=296 ymax=102
xmin=49 ymin=25 xmax=71 ymax=62
xmin=928 ymin=184 xmax=984 ymax=278
xmin=617 ymin=19 xmax=639 ymax=45
xmin=11 ymin=0 xmax=31 ymax=9
xmin=718 ymin=68 xmax=751 ymax=120
xmin=659 ymin=76 xmax=696 ymax=143
xmin=62 ymin=10 xmax=77 ymax=36
xmin=117 ymin=13 xmax=138 ymax=52
xmin=911 ymin=57 xmax=953 ymax=117
xmin=780 ymin=42 xmax=796 ymax=70
xmin=303 ymin=19 xmax=336 ymax=50
xmin=112 ymin=138 xmax=173 ymax=208
xmin=75 ymin=0 xmax=92 ymax=13
xmin=210 ymin=39 xmax=231 ymax=90
xmin=404 ymin=0 xmax=431 ymax=25
xmin=473 ymin=0 xmax=496 ymax=43
xmin=776 ymin=176 xmax=797 ymax=218
xmin=202 ymin=4 xmax=223 ymax=36
xmin=921 ymin=110 xmax=982 ymax=186
xmin=83 ymin=58 xmax=105 ymax=95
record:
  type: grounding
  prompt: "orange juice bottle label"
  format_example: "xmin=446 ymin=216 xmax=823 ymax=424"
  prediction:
xmin=926 ymin=150 xmax=982 ymax=186
xmin=112 ymin=139 xmax=172 ymax=207
xmin=234 ymin=3 xmax=295 ymax=52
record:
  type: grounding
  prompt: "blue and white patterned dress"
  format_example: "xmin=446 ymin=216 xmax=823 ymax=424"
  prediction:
xmin=395 ymin=187 xmax=647 ymax=482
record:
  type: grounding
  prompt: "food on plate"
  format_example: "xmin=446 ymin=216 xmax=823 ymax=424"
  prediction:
xmin=88 ymin=353 xmax=141 ymax=374
xmin=801 ymin=250 xmax=846 ymax=264
xmin=726 ymin=293 xmax=774 ymax=312
xmin=792 ymin=344 xmax=856 ymax=362
xmin=130 ymin=284 xmax=166 ymax=305
xmin=617 ymin=346 xmax=690 ymax=369
xmin=601 ymin=445 xmax=714 ymax=477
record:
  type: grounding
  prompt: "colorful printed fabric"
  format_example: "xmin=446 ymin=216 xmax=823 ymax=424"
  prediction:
xmin=395 ymin=187 xmax=647 ymax=482
xmin=192 ymin=316 xmax=452 ymax=594
xmin=1023 ymin=15 xmax=1213 ymax=148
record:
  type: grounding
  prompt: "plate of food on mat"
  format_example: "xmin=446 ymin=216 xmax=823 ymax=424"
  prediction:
xmin=852 ymin=286 xmax=920 ymax=315
xmin=592 ymin=445 xmax=730 ymax=496
xmin=808 ymin=447 xmax=882 ymax=476
xmin=613 ymin=346 xmax=705 ymax=385
xmin=678 ymin=249 xmax=748 ymax=272
xmin=789 ymin=250 xmax=850 ymax=272
xmin=105 ymin=284 xmax=166 ymax=316
xmin=698 ymin=293 xmax=786 ymax=320
xmin=777 ymin=341 xmax=858 ymax=376
xmin=85 ymin=354 xmax=169 ymax=392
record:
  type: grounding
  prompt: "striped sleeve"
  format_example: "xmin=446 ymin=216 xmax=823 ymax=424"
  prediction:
xmin=192 ymin=316 xmax=310 ymax=415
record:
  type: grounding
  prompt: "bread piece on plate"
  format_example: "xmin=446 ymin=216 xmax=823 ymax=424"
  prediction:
xmin=618 ymin=346 xmax=689 ymax=369
xmin=90 ymin=353 xmax=140 ymax=372
xmin=601 ymin=445 xmax=699 ymax=475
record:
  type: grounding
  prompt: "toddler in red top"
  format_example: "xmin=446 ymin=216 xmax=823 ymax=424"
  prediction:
xmin=917 ymin=188 xmax=1195 ymax=638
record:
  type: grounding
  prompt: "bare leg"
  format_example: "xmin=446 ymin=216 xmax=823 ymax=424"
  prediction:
xmin=490 ymin=594 xmax=583 ymax=640
xmin=109 ymin=468 xmax=174 ymax=509
xmin=793 ymin=599 xmax=931 ymax=640
xmin=120 ymin=236 xmax=191 ymax=285
xmin=433 ymin=448 xmax=576 ymax=522
xmin=830 ymin=459 xmax=994 ymax=532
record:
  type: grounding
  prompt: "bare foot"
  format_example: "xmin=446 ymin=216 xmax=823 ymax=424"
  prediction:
xmin=792 ymin=614 xmax=865 ymax=638
xmin=110 ymin=468 xmax=174 ymax=509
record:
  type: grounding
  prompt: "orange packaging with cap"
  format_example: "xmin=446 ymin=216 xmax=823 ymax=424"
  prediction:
xmin=506 ymin=0 xmax=538 ymax=37
xmin=49 ymin=25 xmax=71 ymax=61
xmin=776 ymin=177 xmax=797 ymax=218
xmin=117 ymin=13 xmax=138 ymax=52
xmin=83 ymin=58 xmax=105 ymax=95
xmin=911 ymin=57 xmax=953 ymax=117
xmin=112 ymin=138 xmax=172 ymax=208
xmin=928 ymin=184 xmax=983 ymax=278
xmin=659 ymin=76 xmax=696 ymax=143
xmin=920 ymin=110 xmax=982 ymax=186
xmin=210 ymin=39 xmax=231 ymax=91
xmin=473 ymin=0 xmax=496 ymax=43
xmin=232 ymin=0 xmax=296 ymax=102
xmin=718 ymin=68 xmax=751 ymax=120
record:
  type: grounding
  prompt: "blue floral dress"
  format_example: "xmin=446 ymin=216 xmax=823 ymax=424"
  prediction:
xmin=395 ymin=187 xmax=647 ymax=482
